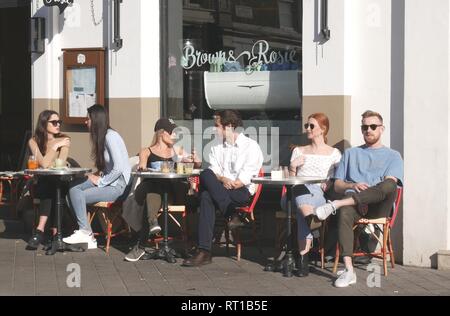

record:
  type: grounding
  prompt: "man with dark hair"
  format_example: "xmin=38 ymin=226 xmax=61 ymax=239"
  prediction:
xmin=182 ymin=110 xmax=263 ymax=267
xmin=313 ymin=110 xmax=403 ymax=287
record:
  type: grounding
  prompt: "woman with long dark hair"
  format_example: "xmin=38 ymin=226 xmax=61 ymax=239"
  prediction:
xmin=63 ymin=104 xmax=131 ymax=249
xmin=27 ymin=110 xmax=71 ymax=249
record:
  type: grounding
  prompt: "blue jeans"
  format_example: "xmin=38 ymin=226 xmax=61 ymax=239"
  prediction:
xmin=280 ymin=184 xmax=326 ymax=241
xmin=67 ymin=178 xmax=126 ymax=232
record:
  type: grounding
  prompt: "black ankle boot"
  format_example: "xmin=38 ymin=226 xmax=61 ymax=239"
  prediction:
xmin=27 ymin=229 xmax=44 ymax=250
xmin=295 ymin=254 xmax=310 ymax=277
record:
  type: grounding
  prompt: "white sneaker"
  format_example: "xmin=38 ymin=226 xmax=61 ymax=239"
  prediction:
xmin=63 ymin=230 xmax=97 ymax=249
xmin=334 ymin=269 xmax=357 ymax=288
xmin=314 ymin=201 xmax=337 ymax=221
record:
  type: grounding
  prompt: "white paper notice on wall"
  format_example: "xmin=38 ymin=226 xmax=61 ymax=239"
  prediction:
xmin=69 ymin=92 xmax=96 ymax=117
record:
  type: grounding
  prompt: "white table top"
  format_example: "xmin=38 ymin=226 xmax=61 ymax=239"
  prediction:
xmin=132 ymin=170 xmax=199 ymax=179
xmin=25 ymin=168 xmax=92 ymax=176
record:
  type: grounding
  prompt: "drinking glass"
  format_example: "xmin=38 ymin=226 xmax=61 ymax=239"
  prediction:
xmin=27 ymin=156 xmax=38 ymax=170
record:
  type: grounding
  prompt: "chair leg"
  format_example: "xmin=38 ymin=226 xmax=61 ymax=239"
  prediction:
xmin=106 ymin=218 xmax=112 ymax=255
xmin=319 ymin=223 xmax=325 ymax=269
xmin=182 ymin=210 xmax=187 ymax=243
xmin=382 ymin=224 xmax=388 ymax=276
xmin=388 ymin=228 xmax=396 ymax=269
xmin=332 ymin=243 xmax=340 ymax=274
xmin=0 ymin=181 xmax=3 ymax=204
xmin=235 ymin=229 xmax=241 ymax=261
xmin=224 ymin=222 xmax=230 ymax=256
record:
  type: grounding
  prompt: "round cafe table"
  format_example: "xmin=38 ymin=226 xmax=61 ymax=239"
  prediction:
xmin=252 ymin=176 xmax=325 ymax=277
xmin=132 ymin=170 xmax=198 ymax=263
xmin=25 ymin=168 xmax=91 ymax=255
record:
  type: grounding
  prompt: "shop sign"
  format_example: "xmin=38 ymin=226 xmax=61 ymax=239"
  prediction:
xmin=181 ymin=40 xmax=298 ymax=70
xmin=44 ymin=0 xmax=74 ymax=13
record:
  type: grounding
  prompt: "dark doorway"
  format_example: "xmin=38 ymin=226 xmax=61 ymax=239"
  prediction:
xmin=0 ymin=2 xmax=31 ymax=171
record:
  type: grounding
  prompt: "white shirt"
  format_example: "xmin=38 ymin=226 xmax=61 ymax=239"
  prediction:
xmin=208 ymin=133 xmax=264 ymax=195
xmin=290 ymin=147 xmax=342 ymax=186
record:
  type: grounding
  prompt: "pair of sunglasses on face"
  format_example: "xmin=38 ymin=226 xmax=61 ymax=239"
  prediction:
xmin=304 ymin=123 xmax=383 ymax=132
xmin=361 ymin=124 xmax=383 ymax=132
xmin=48 ymin=120 xmax=63 ymax=127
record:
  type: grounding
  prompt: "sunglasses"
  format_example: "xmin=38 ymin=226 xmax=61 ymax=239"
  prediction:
xmin=361 ymin=124 xmax=382 ymax=132
xmin=48 ymin=120 xmax=63 ymax=127
xmin=304 ymin=123 xmax=315 ymax=130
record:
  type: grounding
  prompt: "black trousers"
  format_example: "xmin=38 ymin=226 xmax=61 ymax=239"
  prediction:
xmin=35 ymin=177 xmax=68 ymax=228
xmin=337 ymin=179 xmax=398 ymax=257
xmin=198 ymin=169 xmax=250 ymax=251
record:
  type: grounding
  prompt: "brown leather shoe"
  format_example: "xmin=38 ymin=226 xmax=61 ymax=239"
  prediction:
xmin=182 ymin=249 xmax=212 ymax=267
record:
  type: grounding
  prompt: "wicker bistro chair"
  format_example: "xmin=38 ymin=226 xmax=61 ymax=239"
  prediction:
xmin=222 ymin=169 xmax=264 ymax=261
xmin=88 ymin=200 xmax=130 ymax=254
xmin=86 ymin=157 xmax=138 ymax=254
xmin=332 ymin=187 xmax=403 ymax=276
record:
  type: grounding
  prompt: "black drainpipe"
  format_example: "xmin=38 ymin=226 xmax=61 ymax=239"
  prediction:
xmin=113 ymin=0 xmax=123 ymax=50
xmin=321 ymin=0 xmax=331 ymax=40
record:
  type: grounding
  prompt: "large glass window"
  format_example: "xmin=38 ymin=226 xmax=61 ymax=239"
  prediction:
xmin=163 ymin=0 xmax=303 ymax=168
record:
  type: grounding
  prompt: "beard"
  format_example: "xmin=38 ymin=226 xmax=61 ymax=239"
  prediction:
xmin=364 ymin=133 xmax=381 ymax=145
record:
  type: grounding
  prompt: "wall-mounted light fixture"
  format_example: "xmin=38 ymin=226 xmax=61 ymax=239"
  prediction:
xmin=113 ymin=0 xmax=123 ymax=50
xmin=31 ymin=17 xmax=46 ymax=54
xmin=321 ymin=0 xmax=331 ymax=40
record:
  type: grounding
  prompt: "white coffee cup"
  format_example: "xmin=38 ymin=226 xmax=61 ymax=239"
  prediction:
xmin=54 ymin=158 xmax=68 ymax=169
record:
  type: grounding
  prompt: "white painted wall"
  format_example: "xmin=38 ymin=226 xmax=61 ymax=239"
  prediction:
xmin=404 ymin=0 xmax=450 ymax=267
xmin=140 ymin=0 xmax=160 ymax=98
xmin=349 ymin=0 xmax=391 ymax=147
xmin=31 ymin=0 xmax=160 ymax=100
xmin=303 ymin=0 xmax=392 ymax=147
xmin=31 ymin=2 xmax=62 ymax=100
xmin=303 ymin=0 xmax=347 ymax=96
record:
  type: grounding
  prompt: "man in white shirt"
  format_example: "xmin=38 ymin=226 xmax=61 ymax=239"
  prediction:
xmin=182 ymin=110 xmax=264 ymax=267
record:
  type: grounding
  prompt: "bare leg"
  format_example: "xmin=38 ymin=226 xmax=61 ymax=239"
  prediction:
xmin=36 ymin=216 xmax=48 ymax=232
xmin=332 ymin=197 xmax=355 ymax=210
xmin=298 ymin=205 xmax=314 ymax=255
xmin=343 ymin=256 xmax=353 ymax=272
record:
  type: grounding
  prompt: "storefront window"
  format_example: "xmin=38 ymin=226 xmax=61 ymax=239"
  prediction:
xmin=163 ymin=0 xmax=303 ymax=167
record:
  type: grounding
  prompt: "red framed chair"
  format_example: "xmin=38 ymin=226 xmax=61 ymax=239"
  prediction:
xmin=332 ymin=187 xmax=403 ymax=276
xmin=87 ymin=157 xmax=138 ymax=254
xmin=224 ymin=168 xmax=264 ymax=261
xmin=0 ymin=174 xmax=22 ymax=218
xmin=88 ymin=201 xmax=130 ymax=254
xmin=276 ymin=185 xmax=328 ymax=269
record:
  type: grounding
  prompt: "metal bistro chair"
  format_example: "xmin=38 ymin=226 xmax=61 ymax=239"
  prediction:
xmin=224 ymin=168 xmax=264 ymax=261
xmin=332 ymin=186 xmax=403 ymax=276
xmin=87 ymin=157 xmax=137 ymax=254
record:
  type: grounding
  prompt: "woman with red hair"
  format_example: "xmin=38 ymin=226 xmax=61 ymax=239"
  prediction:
xmin=281 ymin=113 xmax=341 ymax=277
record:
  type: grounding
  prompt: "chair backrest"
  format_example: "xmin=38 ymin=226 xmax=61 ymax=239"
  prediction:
xmin=245 ymin=168 xmax=265 ymax=213
xmin=389 ymin=186 xmax=403 ymax=228
xmin=116 ymin=156 xmax=140 ymax=202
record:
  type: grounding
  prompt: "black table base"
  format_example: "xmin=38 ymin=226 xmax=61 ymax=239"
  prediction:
xmin=141 ymin=242 xmax=181 ymax=263
xmin=44 ymin=241 xmax=87 ymax=255
xmin=141 ymin=191 xmax=180 ymax=263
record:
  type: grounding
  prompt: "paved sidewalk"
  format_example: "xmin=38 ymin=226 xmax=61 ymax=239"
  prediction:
xmin=1 ymin=229 xmax=450 ymax=296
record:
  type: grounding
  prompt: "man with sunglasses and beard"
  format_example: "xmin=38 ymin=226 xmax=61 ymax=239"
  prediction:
xmin=312 ymin=110 xmax=403 ymax=288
